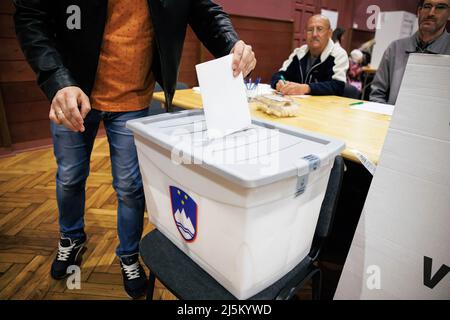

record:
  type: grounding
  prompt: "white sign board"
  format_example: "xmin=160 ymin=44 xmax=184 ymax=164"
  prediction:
xmin=321 ymin=9 xmax=339 ymax=31
xmin=335 ymin=54 xmax=450 ymax=300
xmin=371 ymin=11 xmax=418 ymax=69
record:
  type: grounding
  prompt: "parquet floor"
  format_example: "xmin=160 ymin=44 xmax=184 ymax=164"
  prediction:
xmin=0 ymin=137 xmax=176 ymax=300
xmin=0 ymin=137 xmax=317 ymax=301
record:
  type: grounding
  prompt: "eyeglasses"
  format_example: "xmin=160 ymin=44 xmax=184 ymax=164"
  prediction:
xmin=419 ymin=3 xmax=449 ymax=13
xmin=306 ymin=26 xmax=328 ymax=35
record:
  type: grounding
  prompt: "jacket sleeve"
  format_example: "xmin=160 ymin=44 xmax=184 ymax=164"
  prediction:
xmin=270 ymin=70 xmax=289 ymax=89
xmin=309 ymin=47 xmax=348 ymax=96
xmin=270 ymin=48 xmax=302 ymax=89
xmin=188 ymin=0 xmax=239 ymax=58
xmin=13 ymin=0 xmax=78 ymax=101
xmin=369 ymin=44 xmax=393 ymax=104
xmin=309 ymin=80 xmax=345 ymax=96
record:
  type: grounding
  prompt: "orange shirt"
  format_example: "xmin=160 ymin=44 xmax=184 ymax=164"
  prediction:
xmin=91 ymin=0 xmax=155 ymax=112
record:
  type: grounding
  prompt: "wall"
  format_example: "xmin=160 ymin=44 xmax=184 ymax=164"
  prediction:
xmin=291 ymin=0 xmax=320 ymax=48
xmin=349 ymin=1 xmax=450 ymax=53
xmin=319 ymin=0 xmax=355 ymax=50
xmin=178 ymin=15 xmax=294 ymax=87
xmin=215 ymin=0 xmax=292 ymax=22
xmin=352 ymin=0 xmax=419 ymax=31
xmin=215 ymin=0 xmax=357 ymax=50
xmin=215 ymin=0 xmax=421 ymax=51
xmin=0 ymin=1 xmax=52 ymax=152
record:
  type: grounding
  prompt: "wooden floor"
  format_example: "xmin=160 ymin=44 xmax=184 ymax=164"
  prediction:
xmin=0 ymin=137 xmax=317 ymax=300
xmin=0 ymin=137 xmax=177 ymax=300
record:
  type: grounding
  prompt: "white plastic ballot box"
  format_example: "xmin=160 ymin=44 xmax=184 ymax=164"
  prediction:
xmin=126 ymin=110 xmax=345 ymax=299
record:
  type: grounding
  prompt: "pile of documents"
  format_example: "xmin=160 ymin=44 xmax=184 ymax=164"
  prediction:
xmin=255 ymin=94 xmax=300 ymax=117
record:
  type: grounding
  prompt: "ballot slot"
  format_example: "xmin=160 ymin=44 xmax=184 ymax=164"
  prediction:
xmin=157 ymin=119 xmax=308 ymax=165
xmin=137 ymin=112 xmax=332 ymax=169
xmin=210 ymin=129 xmax=304 ymax=163
xmin=164 ymin=121 xmax=207 ymax=137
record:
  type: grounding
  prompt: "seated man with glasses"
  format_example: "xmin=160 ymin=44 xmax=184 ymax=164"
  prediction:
xmin=271 ymin=15 xmax=349 ymax=96
xmin=371 ymin=0 xmax=450 ymax=105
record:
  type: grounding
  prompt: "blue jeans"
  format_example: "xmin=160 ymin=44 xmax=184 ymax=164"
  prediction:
xmin=51 ymin=108 xmax=150 ymax=257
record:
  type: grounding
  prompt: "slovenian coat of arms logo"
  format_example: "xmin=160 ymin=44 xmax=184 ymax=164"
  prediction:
xmin=169 ymin=186 xmax=197 ymax=242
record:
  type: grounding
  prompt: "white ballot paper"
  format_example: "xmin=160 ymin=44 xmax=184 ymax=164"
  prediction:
xmin=351 ymin=102 xmax=395 ymax=116
xmin=196 ymin=54 xmax=252 ymax=139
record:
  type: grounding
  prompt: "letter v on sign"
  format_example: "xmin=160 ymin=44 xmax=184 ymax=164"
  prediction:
xmin=423 ymin=256 xmax=450 ymax=289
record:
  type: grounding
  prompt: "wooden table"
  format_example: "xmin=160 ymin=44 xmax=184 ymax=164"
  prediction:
xmin=361 ymin=66 xmax=377 ymax=74
xmin=153 ymin=89 xmax=391 ymax=165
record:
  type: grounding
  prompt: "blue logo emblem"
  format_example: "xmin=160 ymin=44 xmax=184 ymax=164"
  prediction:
xmin=169 ymin=186 xmax=197 ymax=242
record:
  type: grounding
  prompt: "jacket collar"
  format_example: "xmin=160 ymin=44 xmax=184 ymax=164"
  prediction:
xmin=319 ymin=39 xmax=335 ymax=62
xmin=406 ymin=30 xmax=450 ymax=54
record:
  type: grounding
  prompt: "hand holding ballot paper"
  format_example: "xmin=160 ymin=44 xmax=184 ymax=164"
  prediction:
xmin=196 ymin=55 xmax=300 ymax=136
xmin=196 ymin=54 xmax=252 ymax=139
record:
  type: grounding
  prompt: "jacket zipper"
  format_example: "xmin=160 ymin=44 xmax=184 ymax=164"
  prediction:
xmin=305 ymin=59 xmax=325 ymax=84
xmin=299 ymin=62 xmax=304 ymax=83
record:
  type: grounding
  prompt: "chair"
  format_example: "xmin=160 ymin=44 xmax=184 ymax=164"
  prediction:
xmin=140 ymin=156 xmax=345 ymax=300
xmin=361 ymin=73 xmax=375 ymax=101
xmin=148 ymin=82 xmax=188 ymax=116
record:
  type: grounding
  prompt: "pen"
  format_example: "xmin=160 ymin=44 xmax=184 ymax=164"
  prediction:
xmin=349 ymin=102 xmax=365 ymax=106
xmin=253 ymin=77 xmax=261 ymax=90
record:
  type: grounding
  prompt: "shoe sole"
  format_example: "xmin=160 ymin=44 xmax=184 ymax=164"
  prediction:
xmin=124 ymin=287 xmax=148 ymax=300
xmin=123 ymin=279 xmax=149 ymax=300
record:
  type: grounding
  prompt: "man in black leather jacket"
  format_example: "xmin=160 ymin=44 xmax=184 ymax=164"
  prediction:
xmin=14 ymin=0 xmax=256 ymax=299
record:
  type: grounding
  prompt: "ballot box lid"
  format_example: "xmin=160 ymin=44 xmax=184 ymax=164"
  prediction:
xmin=127 ymin=110 xmax=345 ymax=188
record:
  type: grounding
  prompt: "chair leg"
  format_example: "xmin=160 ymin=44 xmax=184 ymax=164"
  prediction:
xmin=312 ymin=269 xmax=322 ymax=300
xmin=146 ymin=271 xmax=156 ymax=300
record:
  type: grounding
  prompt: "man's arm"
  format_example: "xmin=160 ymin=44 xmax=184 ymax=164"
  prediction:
xmin=188 ymin=0 xmax=239 ymax=58
xmin=188 ymin=0 xmax=255 ymax=77
xmin=369 ymin=45 xmax=393 ymax=104
xmin=14 ymin=0 xmax=78 ymax=101
xmin=14 ymin=0 xmax=89 ymax=132
xmin=270 ymin=48 xmax=303 ymax=89
xmin=308 ymin=80 xmax=345 ymax=96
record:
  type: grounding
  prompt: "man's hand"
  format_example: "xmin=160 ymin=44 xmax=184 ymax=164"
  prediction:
xmin=276 ymin=80 xmax=311 ymax=95
xmin=231 ymin=40 xmax=256 ymax=77
xmin=49 ymin=86 xmax=91 ymax=132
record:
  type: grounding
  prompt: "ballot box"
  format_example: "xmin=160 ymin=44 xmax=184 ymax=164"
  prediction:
xmin=127 ymin=110 xmax=345 ymax=299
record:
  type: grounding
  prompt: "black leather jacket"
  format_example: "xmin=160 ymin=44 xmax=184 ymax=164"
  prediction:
xmin=13 ymin=0 xmax=239 ymax=110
